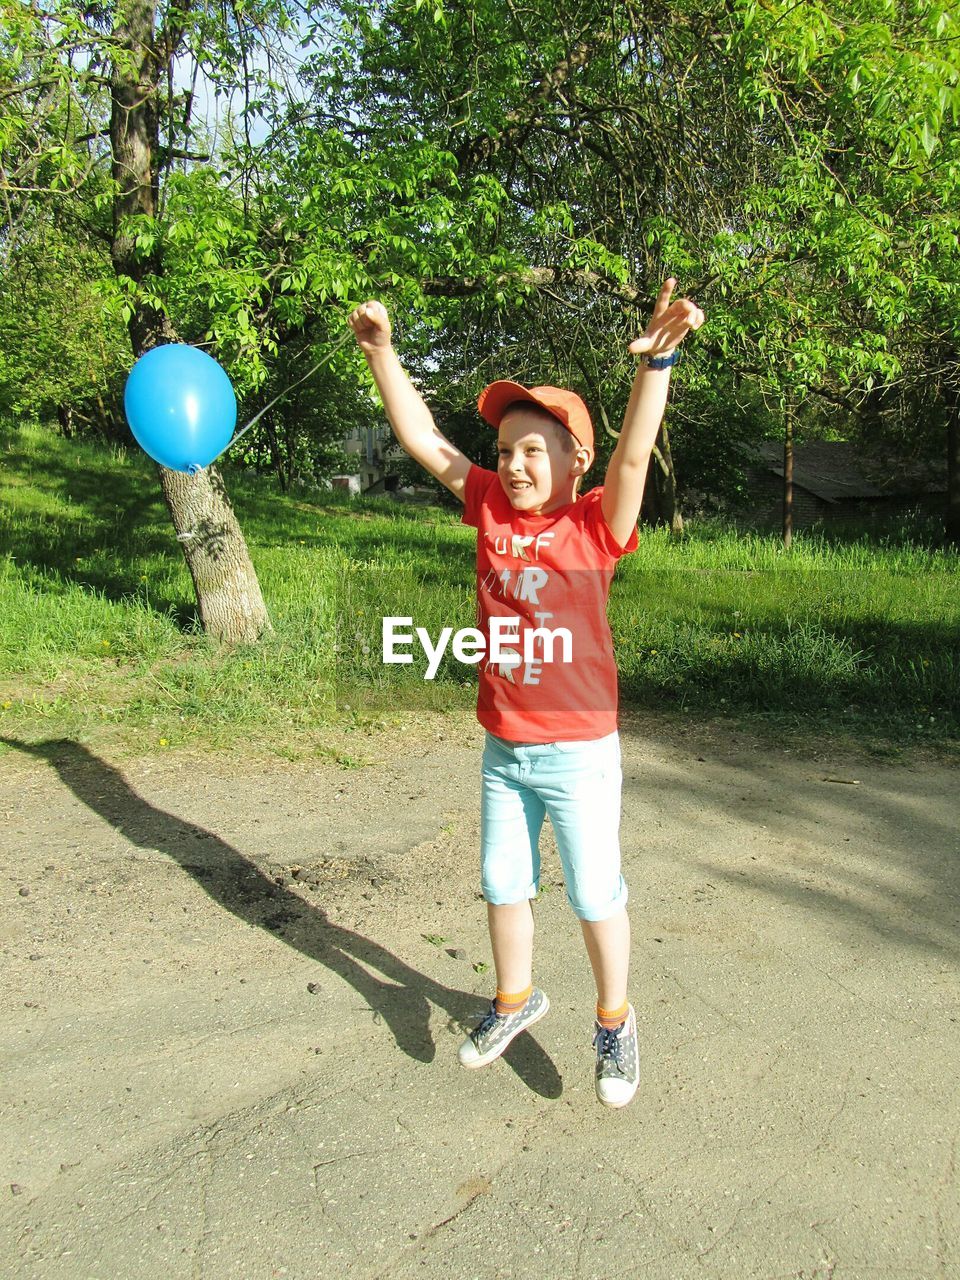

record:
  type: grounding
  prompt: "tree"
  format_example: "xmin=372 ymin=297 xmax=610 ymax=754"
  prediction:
xmin=5 ymin=0 xmax=958 ymax=562
xmin=715 ymin=0 xmax=960 ymax=540
xmin=305 ymin=0 xmax=960 ymax=535
xmin=1 ymin=1 xmax=287 ymax=640
xmin=0 ymin=209 xmax=129 ymax=434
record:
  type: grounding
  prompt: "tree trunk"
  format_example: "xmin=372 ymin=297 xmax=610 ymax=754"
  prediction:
xmin=946 ymin=391 xmax=960 ymax=548
xmin=56 ymin=404 xmax=73 ymax=439
xmin=264 ymin=413 xmax=288 ymax=491
xmin=110 ymin=0 xmax=171 ymax=353
xmin=783 ymin=400 xmax=794 ymax=549
xmin=110 ymin=0 xmax=270 ymax=642
xmin=157 ymin=465 xmax=270 ymax=643
xmin=650 ymin=424 xmax=684 ymax=535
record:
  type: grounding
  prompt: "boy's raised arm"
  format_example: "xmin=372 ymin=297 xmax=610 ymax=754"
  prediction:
xmin=348 ymin=301 xmax=473 ymax=502
xmin=601 ymin=279 xmax=705 ymax=548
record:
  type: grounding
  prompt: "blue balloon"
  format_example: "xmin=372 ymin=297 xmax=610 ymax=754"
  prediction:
xmin=124 ymin=344 xmax=237 ymax=473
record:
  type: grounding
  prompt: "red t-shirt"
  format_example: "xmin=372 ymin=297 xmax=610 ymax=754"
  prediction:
xmin=461 ymin=465 xmax=638 ymax=742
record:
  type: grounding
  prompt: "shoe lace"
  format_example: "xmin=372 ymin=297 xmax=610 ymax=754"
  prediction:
xmin=471 ymin=1003 xmax=504 ymax=1046
xmin=593 ymin=1024 xmax=625 ymax=1072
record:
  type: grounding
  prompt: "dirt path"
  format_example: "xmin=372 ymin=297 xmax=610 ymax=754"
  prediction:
xmin=1 ymin=712 xmax=958 ymax=1278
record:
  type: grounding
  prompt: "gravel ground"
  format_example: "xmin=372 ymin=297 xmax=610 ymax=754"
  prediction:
xmin=1 ymin=711 xmax=958 ymax=1279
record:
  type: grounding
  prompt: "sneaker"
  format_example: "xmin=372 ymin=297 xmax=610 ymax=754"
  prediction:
xmin=593 ymin=1004 xmax=640 ymax=1108
xmin=458 ymin=988 xmax=550 ymax=1068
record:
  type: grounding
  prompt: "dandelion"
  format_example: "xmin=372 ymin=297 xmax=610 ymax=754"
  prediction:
xmin=733 ymin=632 xmax=742 ymax=638
xmin=2 ymin=701 xmax=11 ymax=709
xmin=101 ymin=640 xmax=111 ymax=648
xmin=159 ymin=737 xmax=169 ymax=747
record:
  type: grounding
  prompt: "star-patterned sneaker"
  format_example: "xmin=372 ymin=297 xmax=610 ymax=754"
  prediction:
xmin=593 ymin=1003 xmax=640 ymax=1108
xmin=458 ymin=988 xmax=550 ymax=1068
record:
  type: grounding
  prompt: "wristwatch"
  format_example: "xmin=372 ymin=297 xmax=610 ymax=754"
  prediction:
xmin=643 ymin=350 xmax=680 ymax=369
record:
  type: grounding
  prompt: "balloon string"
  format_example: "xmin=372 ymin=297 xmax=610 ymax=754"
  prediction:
xmin=188 ymin=330 xmax=355 ymax=473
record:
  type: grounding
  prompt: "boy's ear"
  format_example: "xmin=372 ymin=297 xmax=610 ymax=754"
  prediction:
xmin=572 ymin=447 xmax=594 ymax=475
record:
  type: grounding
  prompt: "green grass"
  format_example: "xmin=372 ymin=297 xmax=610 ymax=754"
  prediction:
xmin=610 ymin=525 xmax=959 ymax=743
xmin=1 ymin=420 xmax=957 ymax=756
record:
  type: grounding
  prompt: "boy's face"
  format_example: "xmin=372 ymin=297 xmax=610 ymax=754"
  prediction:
xmin=496 ymin=408 xmax=590 ymax=514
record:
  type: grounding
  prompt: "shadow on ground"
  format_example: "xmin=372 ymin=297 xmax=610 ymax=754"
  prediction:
xmin=623 ymin=743 xmax=960 ymax=960
xmin=1 ymin=736 xmax=562 ymax=1099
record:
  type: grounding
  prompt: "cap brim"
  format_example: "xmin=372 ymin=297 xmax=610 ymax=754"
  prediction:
xmin=477 ymin=381 xmax=541 ymax=429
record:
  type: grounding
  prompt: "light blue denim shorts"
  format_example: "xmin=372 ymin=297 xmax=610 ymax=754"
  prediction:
xmin=480 ymin=730 xmax=628 ymax=922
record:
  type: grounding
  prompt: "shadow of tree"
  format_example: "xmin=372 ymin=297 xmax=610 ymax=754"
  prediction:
xmin=0 ymin=437 xmax=198 ymax=623
xmin=1 ymin=736 xmax=561 ymax=1099
xmin=623 ymin=749 xmax=960 ymax=958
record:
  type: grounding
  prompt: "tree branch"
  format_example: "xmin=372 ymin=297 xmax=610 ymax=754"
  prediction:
xmin=421 ymin=265 xmax=639 ymax=302
xmin=456 ymin=30 xmax=613 ymax=169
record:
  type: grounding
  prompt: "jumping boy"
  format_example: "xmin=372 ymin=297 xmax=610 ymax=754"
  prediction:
xmin=348 ymin=281 xmax=704 ymax=1107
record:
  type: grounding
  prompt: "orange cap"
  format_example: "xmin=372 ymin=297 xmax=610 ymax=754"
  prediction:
xmin=477 ymin=381 xmax=594 ymax=453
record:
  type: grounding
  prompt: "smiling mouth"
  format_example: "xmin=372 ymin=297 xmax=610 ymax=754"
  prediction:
xmin=510 ymin=481 xmax=532 ymax=490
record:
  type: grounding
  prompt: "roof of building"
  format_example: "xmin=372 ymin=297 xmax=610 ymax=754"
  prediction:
xmin=750 ymin=441 xmax=946 ymax=502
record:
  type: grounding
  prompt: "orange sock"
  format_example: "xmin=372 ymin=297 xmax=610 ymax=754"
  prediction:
xmin=596 ymin=1000 xmax=628 ymax=1031
xmin=495 ymin=985 xmax=532 ymax=1016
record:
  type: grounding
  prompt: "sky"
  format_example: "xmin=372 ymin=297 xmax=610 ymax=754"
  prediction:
xmin=171 ymin=8 xmax=335 ymax=152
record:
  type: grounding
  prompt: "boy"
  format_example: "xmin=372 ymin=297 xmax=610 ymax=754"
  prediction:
xmin=348 ymin=281 xmax=704 ymax=1107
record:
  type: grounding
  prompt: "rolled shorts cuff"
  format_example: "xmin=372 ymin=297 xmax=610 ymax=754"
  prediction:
xmin=572 ymin=875 xmax=629 ymax=922
xmin=481 ymin=882 xmax=540 ymax=907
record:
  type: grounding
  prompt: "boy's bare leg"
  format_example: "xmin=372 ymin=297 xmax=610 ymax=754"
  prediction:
xmin=458 ymin=901 xmax=548 ymax=1068
xmin=487 ymin=900 xmax=535 ymax=994
xmin=580 ymin=908 xmax=631 ymax=1012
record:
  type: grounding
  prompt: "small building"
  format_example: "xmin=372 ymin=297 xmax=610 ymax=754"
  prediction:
xmin=742 ymin=441 xmax=946 ymax=529
xmin=344 ymin=424 xmax=396 ymax=492
xmin=343 ymin=424 xmax=433 ymax=499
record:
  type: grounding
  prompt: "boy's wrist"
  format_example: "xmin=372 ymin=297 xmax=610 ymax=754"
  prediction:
xmin=363 ymin=343 xmax=397 ymax=368
xmin=640 ymin=350 xmax=679 ymax=370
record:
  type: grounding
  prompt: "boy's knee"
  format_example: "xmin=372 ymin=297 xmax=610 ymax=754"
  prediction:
xmin=481 ymin=878 xmax=539 ymax=907
xmin=567 ymin=875 xmax=628 ymax=922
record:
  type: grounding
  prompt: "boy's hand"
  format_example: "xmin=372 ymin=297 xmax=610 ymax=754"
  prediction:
xmin=628 ymin=278 xmax=705 ymax=358
xmin=600 ymin=278 xmax=704 ymax=547
xmin=344 ymin=298 xmax=473 ymax=502
xmin=348 ymin=300 xmax=393 ymax=353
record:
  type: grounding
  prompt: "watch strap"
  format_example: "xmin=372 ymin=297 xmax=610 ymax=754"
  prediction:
xmin=644 ymin=350 xmax=680 ymax=370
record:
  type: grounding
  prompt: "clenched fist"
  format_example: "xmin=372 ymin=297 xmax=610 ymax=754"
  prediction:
xmin=348 ymin=300 xmax=392 ymax=353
